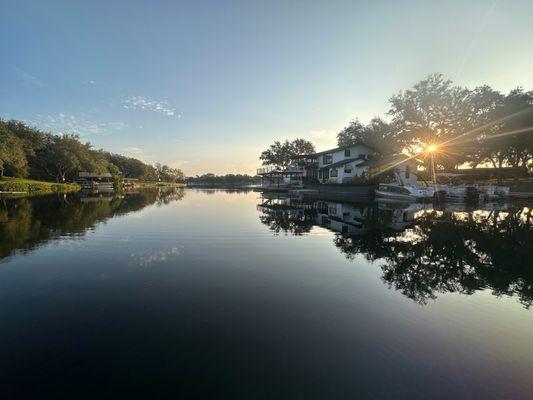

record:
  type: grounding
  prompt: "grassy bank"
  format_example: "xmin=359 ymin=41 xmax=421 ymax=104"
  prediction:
xmin=0 ymin=177 xmax=80 ymax=194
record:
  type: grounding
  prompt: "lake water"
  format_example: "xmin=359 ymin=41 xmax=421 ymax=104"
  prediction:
xmin=1 ymin=188 xmax=532 ymax=398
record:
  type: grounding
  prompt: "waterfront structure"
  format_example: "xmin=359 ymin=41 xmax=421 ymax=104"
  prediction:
xmin=258 ymin=142 xmax=420 ymax=190
xmin=315 ymin=142 xmax=376 ymax=184
xmin=256 ymin=165 xmax=306 ymax=190
xmin=77 ymin=172 xmax=114 ymax=190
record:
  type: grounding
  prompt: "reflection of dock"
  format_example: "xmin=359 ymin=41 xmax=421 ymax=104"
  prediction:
xmin=290 ymin=184 xmax=374 ymax=203
xmin=257 ymin=193 xmax=526 ymax=238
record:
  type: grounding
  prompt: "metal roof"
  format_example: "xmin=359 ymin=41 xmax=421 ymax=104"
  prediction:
xmin=311 ymin=141 xmax=376 ymax=157
xmin=319 ymin=158 xmax=366 ymax=170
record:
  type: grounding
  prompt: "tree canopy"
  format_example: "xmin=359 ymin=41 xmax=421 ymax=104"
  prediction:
xmin=0 ymin=124 xmax=27 ymax=178
xmin=260 ymin=138 xmax=315 ymax=168
xmin=260 ymin=74 xmax=533 ymax=174
xmin=0 ymin=119 xmax=184 ymax=182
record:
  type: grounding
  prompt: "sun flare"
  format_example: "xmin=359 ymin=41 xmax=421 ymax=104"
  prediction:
xmin=426 ymin=144 xmax=438 ymax=153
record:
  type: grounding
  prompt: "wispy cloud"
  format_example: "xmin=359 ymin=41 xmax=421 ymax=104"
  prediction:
xmin=81 ymin=80 xmax=97 ymax=86
xmin=309 ymin=130 xmax=337 ymax=148
xmin=169 ymin=160 xmax=189 ymax=168
xmin=122 ymin=147 xmax=155 ymax=163
xmin=30 ymin=113 xmax=127 ymax=135
xmin=123 ymin=95 xmax=181 ymax=118
xmin=13 ymin=66 xmax=47 ymax=87
xmin=123 ymin=147 xmax=144 ymax=155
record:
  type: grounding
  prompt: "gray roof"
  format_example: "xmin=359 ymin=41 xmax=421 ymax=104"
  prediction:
xmin=311 ymin=141 xmax=376 ymax=157
xmin=319 ymin=158 xmax=366 ymax=170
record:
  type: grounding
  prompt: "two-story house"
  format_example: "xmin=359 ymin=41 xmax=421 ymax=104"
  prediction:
xmin=315 ymin=142 xmax=376 ymax=184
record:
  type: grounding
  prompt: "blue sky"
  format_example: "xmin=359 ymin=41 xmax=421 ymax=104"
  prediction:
xmin=1 ymin=0 xmax=532 ymax=175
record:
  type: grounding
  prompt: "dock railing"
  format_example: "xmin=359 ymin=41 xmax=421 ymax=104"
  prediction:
xmin=257 ymin=165 xmax=304 ymax=175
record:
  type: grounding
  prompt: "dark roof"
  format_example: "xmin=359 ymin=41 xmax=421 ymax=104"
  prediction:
xmin=312 ymin=141 xmax=376 ymax=157
xmin=319 ymin=158 xmax=365 ymax=170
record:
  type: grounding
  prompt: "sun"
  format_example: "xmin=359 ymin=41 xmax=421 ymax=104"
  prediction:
xmin=426 ymin=144 xmax=438 ymax=153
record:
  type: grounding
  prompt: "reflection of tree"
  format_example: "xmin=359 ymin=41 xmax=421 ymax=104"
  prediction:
xmin=335 ymin=208 xmax=533 ymax=308
xmin=192 ymin=188 xmax=256 ymax=195
xmin=259 ymin=208 xmax=316 ymax=235
xmin=258 ymin=198 xmax=317 ymax=235
xmin=257 ymin=198 xmax=533 ymax=308
xmin=0 ymin=188 xmax=185 ymax=262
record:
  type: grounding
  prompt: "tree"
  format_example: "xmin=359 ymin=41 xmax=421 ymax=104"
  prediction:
xmin=336 ymin=119 xmax=366 ymax=147
xmin=465 ymin=87 xmax=533 ymax=175
xmin=388 ymin=73 xmax=474 ymax=170
xmin=290 ymin=138 xmax=315 ymax=157
xmin=260 ymin=138 xmax=315 ymax=168
xmin=36 ymin=134 xmax=99 ymax=182
xmin=155 ymin=163 xmax=184 ymax=182
xmin=0 ymin=124 xmax=28 ymax=178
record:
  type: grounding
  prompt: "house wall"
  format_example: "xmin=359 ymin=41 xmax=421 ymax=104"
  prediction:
xmin=335 ymin=162 xmax=370 ymax=184
xmin=317 ymin=145 xmax=375 ymax=169
xmin=316 ymin=145 xmax=375 ymax=184
xmin=320 ymin=162 xmax=370 ymax=184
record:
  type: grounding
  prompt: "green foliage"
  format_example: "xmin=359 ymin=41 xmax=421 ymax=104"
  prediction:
xmin=260 ymin=138 xmax=315 ymax=168
xmin=0 ymin=119 xmax=185 ymax=183
xmin=155 ymin=163 xmax=185 ymax=182
xmin=337 ymin=117 xmax=399 ymax=155
xmin=0 ymin=124 xmax=28 ymax=178
xmin=333 ymin=74 xmax=533 ymax=174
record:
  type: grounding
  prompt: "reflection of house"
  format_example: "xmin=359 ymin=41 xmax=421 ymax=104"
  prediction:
xmin=315 ymin=143 xmax=376 ymax=184
xmin=123 ymin=178 xmax=138 ymax=189
xmin=315 ymin=201 xmax=368 ymax=235
xmin=257 ymin=194 xmax=431 ymax=237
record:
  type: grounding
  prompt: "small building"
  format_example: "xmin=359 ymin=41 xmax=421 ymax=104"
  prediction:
xmin=77 ymin=172 xmax=114 ymax=190
xmin=256 ymin=165 xmax=305 ymax=190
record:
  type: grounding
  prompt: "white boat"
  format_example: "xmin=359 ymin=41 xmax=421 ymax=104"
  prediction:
xmin=375 ymin=183 xmax=435 ymax=201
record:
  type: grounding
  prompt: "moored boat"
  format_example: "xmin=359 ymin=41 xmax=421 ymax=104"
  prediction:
xmin=375 ymin=183 xmax=435 ymax=201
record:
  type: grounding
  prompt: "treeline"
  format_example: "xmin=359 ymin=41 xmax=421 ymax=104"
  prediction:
xmin=261 ymin=74 xmax=533 ymax=172
xmin=187 ymin=173 xmax=261 ymax=185
xmin=0 ymin=119 xmax=184 ymax=182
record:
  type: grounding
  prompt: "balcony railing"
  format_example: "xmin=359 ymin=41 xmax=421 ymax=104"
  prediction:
xmin=257 ymin=165 xmax=304 ymax=175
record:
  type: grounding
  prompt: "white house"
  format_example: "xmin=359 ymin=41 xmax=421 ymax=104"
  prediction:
xmin=258 ymin=142 xmax=420 ymax=189
xmin=315 ymin=142 xmax=376 ymax=184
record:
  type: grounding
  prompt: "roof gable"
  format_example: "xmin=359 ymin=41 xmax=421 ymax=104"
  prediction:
xmin=312 ymin=141 xmax=376 ymax=156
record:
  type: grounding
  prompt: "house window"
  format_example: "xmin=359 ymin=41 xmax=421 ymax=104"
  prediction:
xmin=344 ymin=164 xmax=352 ymax=174
xmin=344 ymin=149 xmax=351 ymax=157
xmin=358 ymin=153 xmax=366 ymax=159
xmin=405 ymin=165 xmax=410 ymax=179
xmin=323 ymin=154 xmax=332 ymax=165
xmin=331 ymin=168 xmax=338 ymax=178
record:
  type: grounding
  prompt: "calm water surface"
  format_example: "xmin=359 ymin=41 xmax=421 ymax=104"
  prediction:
xmin=1 ymin=188 xmax=532 ymax=398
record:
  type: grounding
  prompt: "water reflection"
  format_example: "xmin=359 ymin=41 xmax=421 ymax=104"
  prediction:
xmin=0 ymin=188 xmax=186 ymax=262
xmin=257 ymin=194 xmax=533 ymax=308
